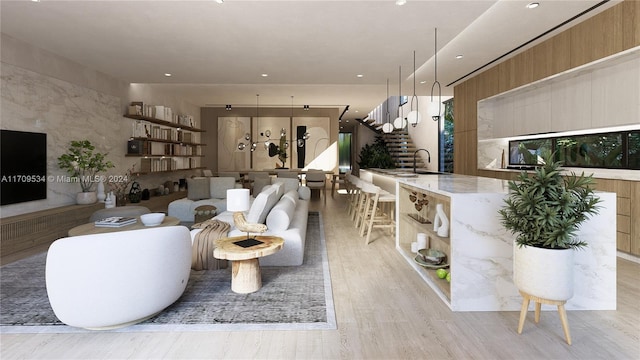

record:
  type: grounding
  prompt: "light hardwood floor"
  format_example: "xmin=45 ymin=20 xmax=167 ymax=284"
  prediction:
xmin=1 ymin=193 xmax=639 ymax=359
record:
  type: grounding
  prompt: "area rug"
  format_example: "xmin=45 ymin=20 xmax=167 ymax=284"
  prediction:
xmin=0 ymin=212 xmax=336 ymax=333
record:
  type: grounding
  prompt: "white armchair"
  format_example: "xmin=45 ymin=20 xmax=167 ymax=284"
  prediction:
xmin=45 ymin=226 xmax=192 ymax=330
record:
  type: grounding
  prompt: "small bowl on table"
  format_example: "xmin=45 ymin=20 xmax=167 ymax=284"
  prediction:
xmin=140 ymin=213 xmax=166 ymax=227
xmin=417 ymin=248 xmax=446 ymax=265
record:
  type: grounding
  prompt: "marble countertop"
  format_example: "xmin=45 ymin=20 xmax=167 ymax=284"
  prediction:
xmin=363 ymin=169 xmax=510 ymax=195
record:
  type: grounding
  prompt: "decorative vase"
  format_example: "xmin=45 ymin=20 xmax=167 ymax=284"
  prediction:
xmin=104 ymin=192 xmax=115 ymax=209
xmin=76 ymin=191 xmax=97 ymax=205
xmin=513 ymin=244 xmax=574 ymax=301
xmin=96 ymin=180 xmax=106 ymax=202
xmin=116 ymin=193 xmax=127 ymax=207
xmin=433 ymin=203 xmax=449 ymax=237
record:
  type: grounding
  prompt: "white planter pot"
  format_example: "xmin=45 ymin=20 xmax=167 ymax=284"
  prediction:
xmin=76 ymin=191 xmax=97 ymax=205
xmin=513 ymin=244 xmax=574 ymax=301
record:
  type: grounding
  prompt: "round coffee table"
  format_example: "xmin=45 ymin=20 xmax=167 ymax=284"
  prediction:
xmin=213 ymin=235 xmax=284 ymax=294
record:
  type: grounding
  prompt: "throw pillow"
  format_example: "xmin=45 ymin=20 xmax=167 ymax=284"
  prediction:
xmin=273 ymin=178 xmax=298 ymax=193
xmin=210 ymin=177 xmax=236 ymax=199
xmin=246 ymin=186 xmax=279 ymax=224
xmin=187 ymin=177 xmax=210 ymax=200
xmin=282 ymin=189 xmax=299 ymax=206
xmin=271 ymin=181 xmax=285 ymax=200
xmin=266 ymin=196 xmax=296 ymax=232
xmin=298 ymin=186 xmax=311 ymax=200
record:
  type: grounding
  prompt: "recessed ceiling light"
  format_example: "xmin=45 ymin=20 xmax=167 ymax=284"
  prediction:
xmin=261 ymin=73 xmax=268 ymax=77
xmin=395 ymin=0 xmax=407 ymax=6
xmin=420 ymin=80 xmax=427 ymax=84
xmin=31 ymin=0 xmax=40 ymax=2
xmin=455 ymin=54 xmax=464 ymax=59
xmin=215 ymin=0 xmax=224 ymax=3
xmin=356 ymin=74 xmax=364 ymax=78
xmin=164 ymin=73 xmax=172 ymax=77
xmin=526 ymin=2 xmax=539 ymax=9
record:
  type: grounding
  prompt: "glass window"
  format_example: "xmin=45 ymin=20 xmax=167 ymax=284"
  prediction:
xmin=556 ymin=133 xmax=623 ymax=168
xmin=629 ymin=131 xmax=639 ymax=170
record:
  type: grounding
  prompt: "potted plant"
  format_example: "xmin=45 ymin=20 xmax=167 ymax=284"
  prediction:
xmin=358 ymin=136 xmax=395 ymax=169
xmin=498 ymin=151 xmax=601 ymax=301
xmin=58 ymin=140 xmax=114 ymax=204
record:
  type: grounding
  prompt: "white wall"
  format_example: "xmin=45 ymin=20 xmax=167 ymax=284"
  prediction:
xmin=403 ymin=96 xmax=450 ymax=171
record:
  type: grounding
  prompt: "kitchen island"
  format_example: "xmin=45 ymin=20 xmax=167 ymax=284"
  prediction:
xmin=362 ymin=169 xmax=617 ymax=312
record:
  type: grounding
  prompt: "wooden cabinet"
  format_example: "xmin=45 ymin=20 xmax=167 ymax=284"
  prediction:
xmin=124 ymin=114 xmax=206 ymax=174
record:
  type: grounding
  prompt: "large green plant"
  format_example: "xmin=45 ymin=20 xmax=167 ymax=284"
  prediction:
xmin=58 ymin=140 xmax=114 ymax=192
xmin=358 ymin=136 xmax=395 ymax=169
xmin=498 ymin=152 xmax=601 ymax=249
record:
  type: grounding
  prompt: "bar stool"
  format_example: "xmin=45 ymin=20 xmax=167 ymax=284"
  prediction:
xmin=358 ymin=182 xmax=396 ymax=244
xmin=331 ymin=172 xmax=347 ymax=197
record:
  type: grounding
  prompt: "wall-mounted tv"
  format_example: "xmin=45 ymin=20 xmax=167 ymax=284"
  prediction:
xmin=508 ymin=138 xmax=552 ymax=166
xmin=1 ymin=130 xmax=47 ymax=205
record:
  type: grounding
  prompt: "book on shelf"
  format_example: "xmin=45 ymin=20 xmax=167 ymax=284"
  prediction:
xmin=94 ymin=216 xmax=137 ymax=227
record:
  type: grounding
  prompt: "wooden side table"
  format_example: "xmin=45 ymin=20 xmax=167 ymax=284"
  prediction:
xmin=517 ymin=290 xmax=572 ymax=345
xmin=213 ymin=235 xmax=284 ymax=294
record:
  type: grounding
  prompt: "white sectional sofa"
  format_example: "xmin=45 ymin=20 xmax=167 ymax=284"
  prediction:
xmin=168 ymin=177 xmax=237 ymax=222
xmin=192 ymin=178 xmax=311 ymax=266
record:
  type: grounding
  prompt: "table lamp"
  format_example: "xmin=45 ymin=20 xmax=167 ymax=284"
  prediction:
xmin=227 ymin=188 xmax=266 ymax=240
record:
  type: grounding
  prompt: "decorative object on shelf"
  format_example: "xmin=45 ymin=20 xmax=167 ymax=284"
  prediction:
xmin=413 ymin=255 xmax=449 ymax=269
xmin=407 ymin=50 xmax=422 ymax=127
xmin=433 ymin=203 xmax=449 ymax=237
xmin=408 ymin=191 xmax=431 ymax=224
xmin=104 ymin=191 xmax=115 ymax=209
xmin=97 ymin=179 xmax=106 ymax=203
xmin=430 ymin=28 xmax=442 ymax=122
xmin=141 ymin=188 xmax=150 ymax=200
xmin=57 ymin=140 xmax=114 ymax=204
xmin=128 ymin=182 xmax=142 ymax=203
xmin=417 ymin=248 xmax=446 ymax=265
xmin=411 ymin=241 xmax=419 ymax=253
xmin=107 ymin=163 xmax=137 ymax=205
xmin=417 ymin=233 xmax=428 ymax=251
xmin=499 ymin=151 xmax=601 ymax=345
xmin=382 ymin=78 xmax=394 ymax=133
xmin=393 ymin=66 xmax=407 ymax=130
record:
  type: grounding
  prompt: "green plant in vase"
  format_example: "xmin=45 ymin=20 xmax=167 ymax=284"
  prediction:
xmin=58 ymin=140 xmax=114 ymax=204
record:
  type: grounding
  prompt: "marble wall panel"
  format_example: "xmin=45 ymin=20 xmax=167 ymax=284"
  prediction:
xmin=1 ymin=63 xmax=127 ymax=217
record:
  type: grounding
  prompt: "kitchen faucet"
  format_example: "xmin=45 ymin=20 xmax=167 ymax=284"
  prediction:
xmin=413 ymin=149 xmax=431 ymax=173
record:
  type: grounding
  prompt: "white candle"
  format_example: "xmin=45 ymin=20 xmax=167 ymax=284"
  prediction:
xmin=411 ymin=242 xmax=419 ymax=253
xmin=417 ymin=233 xmax=428 ymax=250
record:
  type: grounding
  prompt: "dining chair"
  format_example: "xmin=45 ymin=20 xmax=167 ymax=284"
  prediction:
xmin=304 ymin=170 xmax=327 ymax=205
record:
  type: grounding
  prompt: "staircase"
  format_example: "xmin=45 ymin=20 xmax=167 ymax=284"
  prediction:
xmin=383 ymin=130 xmax=424 ymax=170
xmin=354 ymin=118 xmax=425 ymax=170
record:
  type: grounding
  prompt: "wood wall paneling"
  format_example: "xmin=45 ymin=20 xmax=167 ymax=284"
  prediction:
xmin=631 ymin=181 xmax=640 ymax=255
xmin=570 ymin=5 xmax=624 ymax=68
xmin=622 ymin=0 xmax=640 ymax=49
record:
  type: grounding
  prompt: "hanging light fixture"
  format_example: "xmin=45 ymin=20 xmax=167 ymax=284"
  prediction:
xmin=393 ymin=66 xmax=407 ymax=129
xmin=430 ymin=28 xmax=442 ymax=122
xmin=407 ymin=50 xmax=422 ymax=127
xmin=237 ymin=94 xmax=260 ymax=152
xmin=382 ymin=78 xmax=394 ymax=133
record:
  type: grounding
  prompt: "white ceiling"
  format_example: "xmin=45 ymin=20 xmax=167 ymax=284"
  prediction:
xmin=0 ymin=0 xmax=618 ymax=121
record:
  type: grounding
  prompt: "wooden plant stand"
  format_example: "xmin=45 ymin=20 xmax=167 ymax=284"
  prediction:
xmin=517 ymin=290 xmax=572 ymax=345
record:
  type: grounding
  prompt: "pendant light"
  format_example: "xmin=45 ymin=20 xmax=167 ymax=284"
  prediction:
xmin=237 ymin=94 xmax=259 ymax=152
xmin=407 ymin=50 xmax=422 ymax=127
xmin=382 ymin=78 xmax=394 ymax=133
xmin=430 ymin=28 xmax=442 ymax=122
xmin=393 ymin=66 xmax=407 ymax=129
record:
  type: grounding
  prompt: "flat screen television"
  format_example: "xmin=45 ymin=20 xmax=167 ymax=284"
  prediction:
xmin=1 ymin=130 xmax=47 ymax=205
xmin=508 ymin=138 xmax=552 ymax=166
